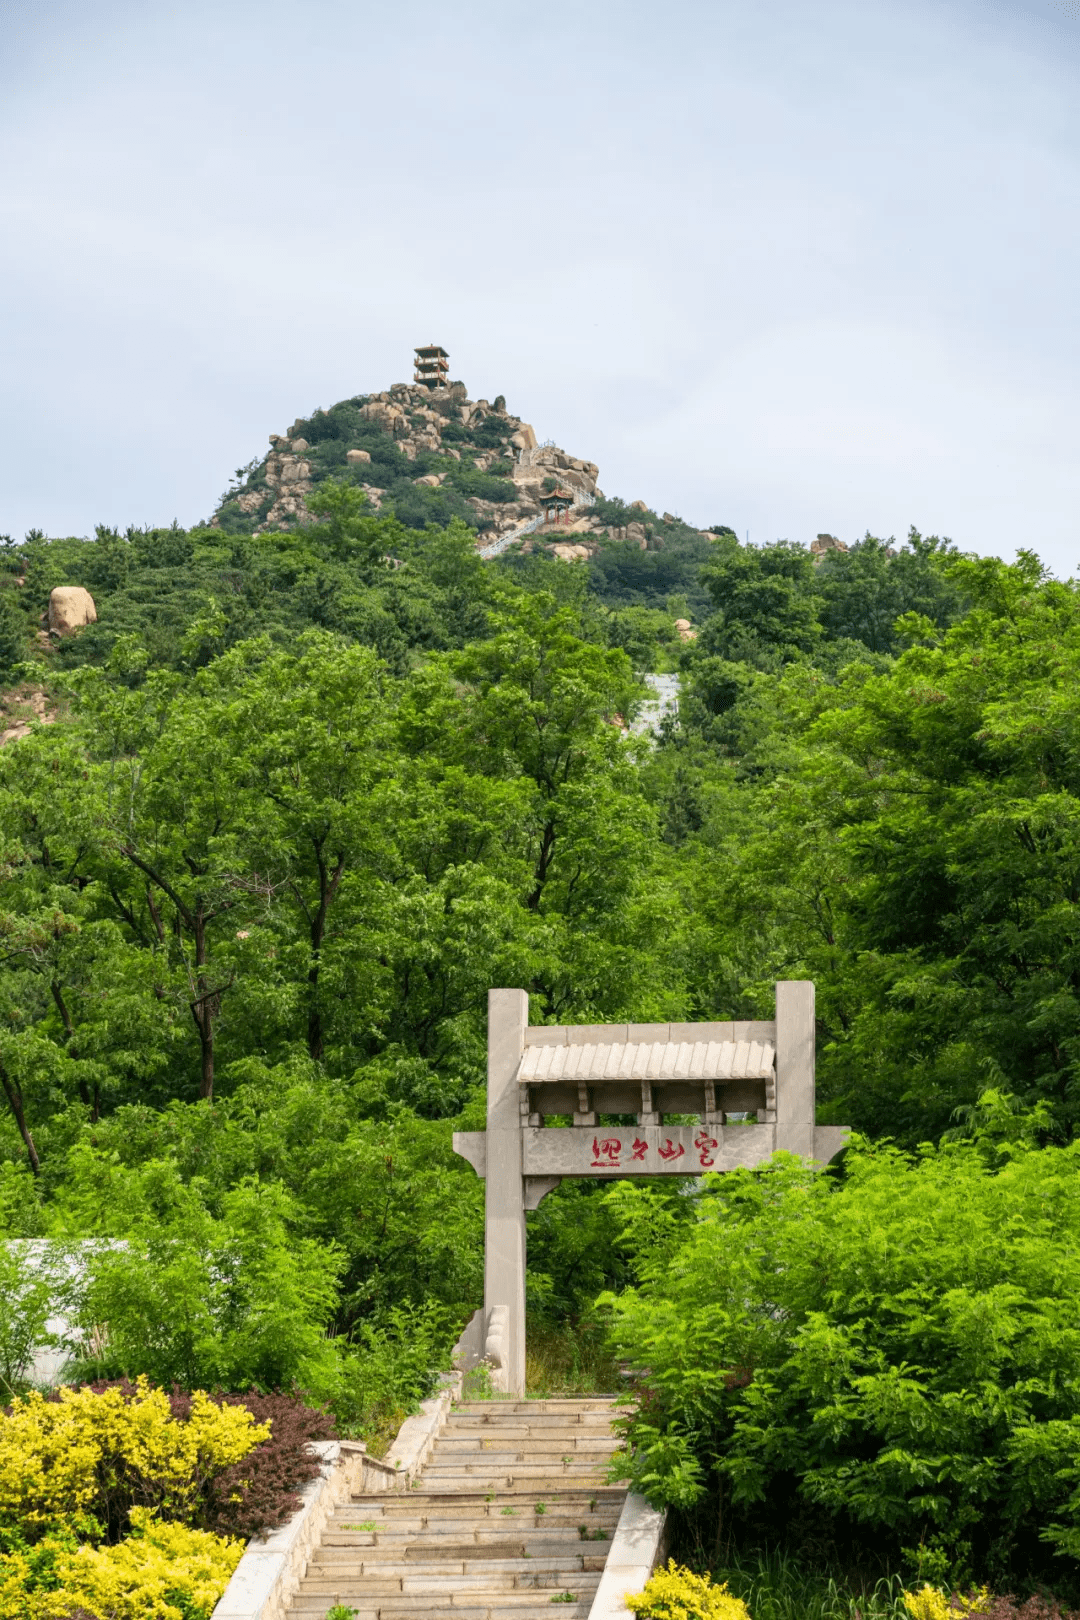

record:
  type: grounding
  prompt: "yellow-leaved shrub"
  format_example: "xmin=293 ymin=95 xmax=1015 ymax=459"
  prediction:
xmin=626 ymin=1561 xmax=752 ymax=1620
xmin=903 ymin=1587 xmax=994 ymax=1620
xmin=0 ymin=1379 xmax=270 ymax=1538
xmin=0 ymin=1508 xmax=243 ymax=1620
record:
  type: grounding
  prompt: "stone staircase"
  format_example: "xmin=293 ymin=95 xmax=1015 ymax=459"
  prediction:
xmin=286 ymin=1398 xmax=628 ymax=1620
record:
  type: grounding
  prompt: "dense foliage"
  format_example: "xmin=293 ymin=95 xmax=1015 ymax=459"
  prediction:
xmin=0 ymin=1380 xmax=265 ymax=1541
xmin=4 ymin=472 xmax=1080 ymax=1594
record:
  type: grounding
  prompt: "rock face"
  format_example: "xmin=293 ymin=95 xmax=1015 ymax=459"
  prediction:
xmin=512 ymin=443 xmax=599 ymax=507
xmin=346 ymin=448 xmax=371 ymax=464
xmin=811 ymin=533 xmax=848 ymax=564
xmin=0 ymin=687 xmax=55 ymax=747
xmin=48 ymin=587 xmax=97 ymax=636
xmin=263 ymin=450 xmax=316 ymax=527
xmin=360 ymin=400 xmax=409 ymax=436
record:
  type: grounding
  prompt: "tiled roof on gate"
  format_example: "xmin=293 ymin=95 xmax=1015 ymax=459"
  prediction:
xmin=518 ymin=1039 xmax=775 ymax=1083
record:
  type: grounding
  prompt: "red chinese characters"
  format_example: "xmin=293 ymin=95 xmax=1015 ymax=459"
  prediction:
xmin=631 ymin=1138 xmax=649 ymax=1161
xmin=694 ymin=1128 xmax=718 ymax=1168
xmin=591 ymin=1136 xmax=622 ymax=1168
xmin=657 ymin=1138 xmax=685 ymax=1162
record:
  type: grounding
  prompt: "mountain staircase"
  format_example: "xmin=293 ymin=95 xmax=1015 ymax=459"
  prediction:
xmin=285 ymin=1397 xmax=629 ymax=1620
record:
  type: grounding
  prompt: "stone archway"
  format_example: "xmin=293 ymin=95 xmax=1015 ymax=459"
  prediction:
xmin=453 ymin=984 xmax=848 ymax=1393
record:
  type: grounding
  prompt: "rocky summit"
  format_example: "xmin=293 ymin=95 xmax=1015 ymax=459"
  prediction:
xmin=210 ymin=379 xmax=603 ymax=549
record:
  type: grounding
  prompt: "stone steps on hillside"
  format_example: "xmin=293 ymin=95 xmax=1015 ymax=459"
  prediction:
xmin=284 ymin=1398 xmax=628 ymax=1620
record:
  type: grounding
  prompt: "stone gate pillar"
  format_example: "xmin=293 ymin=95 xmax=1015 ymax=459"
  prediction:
xmin=485 ymin=988 xmax=528 ymax=1396
xmin=775 ymin=979 xmax=815 ymax=1157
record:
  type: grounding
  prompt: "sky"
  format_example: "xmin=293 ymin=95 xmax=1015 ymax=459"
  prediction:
xmin=2 ymin=0 xmax=1079 ymax=573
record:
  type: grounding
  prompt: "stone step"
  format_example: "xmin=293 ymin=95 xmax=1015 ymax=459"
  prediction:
xmin=343 ymin=1500 xmax=625 ymax=1521
xmin=440 ymin=1439 xmax=617 ymax=1453
xmin=320 ymin=1516 xmax=615 ymax=1542
xmin=331 ymin=1501 xmax=623 ymax=1521
xmin=406 ymin=1483 xmax=611 ymax=1499
xmin=324 ymin=1518 xmax=618 ymax=1535
xmin=315 ymin=1540 xmax=601 ymax=1562
xmin=340 ymin=1490 xmax=625 ymax=1511
xmin=417 ymin=1483 xmax=608 ymax=1496
xmin=290 ymin=1599 xmax=595 ymax=1618
xmin=443 ymin=1419 xmax=621 ymax=1432
xmin=298 ymin=1566 xmax=604 ymax=1592
xmin=421 ymin=1468 xmax=610 ymax=1485
xmin=300 ymin=1583 xmax=602 ymax=1599
xmin=427 ymin=1456 xmax=613 ymax=1472
xmin=440 ymin=1419 xmax=625 ymax=1432
xmin=452 ymin=1400 xmax=623 ymax=1414
xmin=330 ymin=1516 xmax=621 ymax=1537
xmin=315 ymin=1541 xmax=607 ymax=1567
xmin=329 ymin=1513 xmax=622 ymax=1540
xmin=430 ymin=1438 xmax=615 ymax=1451
xmin=426 ymin=1454 xmax=611 ymax=1471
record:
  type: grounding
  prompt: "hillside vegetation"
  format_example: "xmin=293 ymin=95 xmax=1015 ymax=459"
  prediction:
xmin=3 ymin=388 xmax=1080 ymax=1597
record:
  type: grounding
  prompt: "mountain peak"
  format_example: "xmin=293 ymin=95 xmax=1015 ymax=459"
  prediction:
xmin=212 ymin=378 xmax=599 ymax=546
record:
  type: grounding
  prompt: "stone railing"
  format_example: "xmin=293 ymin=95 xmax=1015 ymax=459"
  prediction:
xmin=587 ymin=1492 xmax=669 ymax=1620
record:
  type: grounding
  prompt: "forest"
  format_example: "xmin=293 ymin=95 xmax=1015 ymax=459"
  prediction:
xmin=3 ymin=487 xmax=1080 ymax=1604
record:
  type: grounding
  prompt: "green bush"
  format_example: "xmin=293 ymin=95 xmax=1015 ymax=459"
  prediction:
xmin=443 ymin=462 xmax=517 ymax=503
xmin=332 ymin=1301 xmax=458 ymax=1448
xmin=604 ymin=1105 xmax=1080 ymax=1589
xmin=68 ymin=1170 xmax=342 ymax=1398
xmin=0 ymin=1242 xmax=71 ymax=1397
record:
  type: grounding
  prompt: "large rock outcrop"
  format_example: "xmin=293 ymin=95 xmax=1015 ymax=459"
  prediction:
xmin=512 ymin=444 xmax=599 ymax=505
xmin=215 ymin=380 xmax=600 ymax=541
xmin=48 ymin=587 xmax=97 ymax=636
xmin=0 ymin=688 xmax=56 ymax=747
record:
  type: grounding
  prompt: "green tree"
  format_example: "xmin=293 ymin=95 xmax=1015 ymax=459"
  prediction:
xmin=207 ymin=634 xmax=392 ymax=1064
xmin=68 ymin=1155 xmax=342 ymax=1394
xmin=305 ymin=479 xmax=405 ymax=571
xmin=0 ymin=592 xmax=25 ymax=676
xmin=815 ymin=530 xmax=963 ymax=653
xmin=699 ymin=538 xmax=822 ymax=664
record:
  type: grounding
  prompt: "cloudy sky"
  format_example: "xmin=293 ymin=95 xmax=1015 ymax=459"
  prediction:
xmin=2 ymin=0 xmax=1079 ymax=572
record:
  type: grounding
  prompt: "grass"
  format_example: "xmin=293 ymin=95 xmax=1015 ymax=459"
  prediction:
xmin=357 ymin=1406 xmax=409 ymax=1458
xmin=703 ymin=1549 xmax=909 ymax=1620
xmin=524 ymin=1320 xmax=623 ymax=1397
